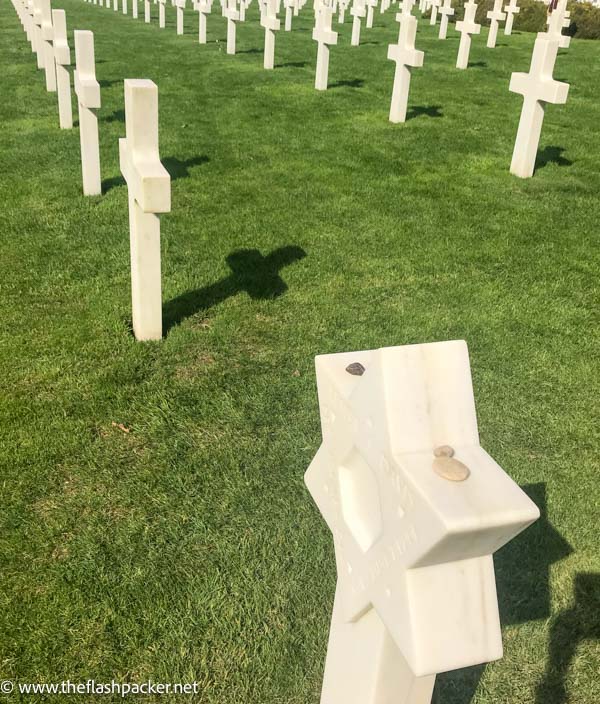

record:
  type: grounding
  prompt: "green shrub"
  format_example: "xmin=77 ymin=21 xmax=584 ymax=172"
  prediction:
xmin=427 ymin=0 xmax=600 ymax=39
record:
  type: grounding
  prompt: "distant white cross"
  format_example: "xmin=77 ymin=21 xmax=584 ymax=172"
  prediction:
xmin=261 ymin=0 xmax=280 ymax=69
xmin=455 ymin=1 xmax=480 ymax=69
xmin=284 ymin=0 xmax=294 ymax=30
xmin=388 ymin=12 xmax=423 ymax=122
xmin=39 ymin=0 xmax=56 ymax=91
xmin=52 ymin=8 xmax=72 ymax=129
xmin=438 ymin=0 xmax=454 ymax=38
xmin=145 ymin=0 xmax=151 ymax=21
xmin=350 ymin=0 xmax=366 ymax=45
xmin=74 ymin=30 xmax=101 ymax=196
xmin=429 ymin=0 xmax=440 ymax=25
xmin=224 ymin=0 xmax=240 ymax=54
xmin=158 ymin=0 xmax=167 ymax=26
xmin=503 ymin=0 xmax=519 ymax=35
xmin=119 ymin=79 xmax=171 ymax=342
xmin=337 ymin=0 xmax=349 ymax=22
xmin=509 ymin=36 xmax=569 ymax=178
xmin=486 ymin=0 xmax=505 ymax=47
xmin=176 ymin=0 xmax=186 ymax=33
xmin=538 ymin=0 xmax=570 ymax=49
xmin=313 ymin=0 xmax=338 ymax=90
xmin=197 ymin=0 xmax=212 ymax=42
xmin=365 ymin=0 xmax=377 ymax=28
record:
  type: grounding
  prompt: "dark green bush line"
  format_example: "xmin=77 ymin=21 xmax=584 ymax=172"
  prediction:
xmin=426 ymin=0 xmax=600 ymax=39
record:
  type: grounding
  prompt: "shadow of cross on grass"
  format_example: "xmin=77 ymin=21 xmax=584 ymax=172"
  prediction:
xmin=433 ymin=482 xmax=573 ymax=704
xmin=163 ymin=245 xmax=307 ymax=333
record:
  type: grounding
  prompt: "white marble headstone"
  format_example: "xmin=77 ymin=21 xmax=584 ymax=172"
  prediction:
xmin=74 ymin=30 xmax=101 ymax=196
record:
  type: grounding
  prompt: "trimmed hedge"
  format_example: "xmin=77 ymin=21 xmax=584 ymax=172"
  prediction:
xmin=427 ymin=0 xmax=600 ymax=39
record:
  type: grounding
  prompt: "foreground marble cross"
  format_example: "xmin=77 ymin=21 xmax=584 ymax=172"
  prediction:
xmin=486 ymin=0 xmax=505 ymax=47
xmin=387 ymin=13 xmax=423 ymax=123
xmin=119 ymin=80 xmax=171 ymax=342
xmin=509 ymin=36 xmax=568 ymax=178
xmin=350 ymin=0 xmax=366 ymax=45
xmin=438 ymin=0 xmax=453 ymax=38
xmin=503 ymin=0 xmax=519 ymax=35
xmin=261 ymin=0 xmax=280 ymax=69
xmin=39 ymin=0 xmax=57 ymax=91
xmin=52 ymin=9 xmax=73 ymax=129
xmin=305 ymin=340 xmax=540 ymax=704
xmin=313 ymin=1 xmax=338 ymax=90
xmin=455 ymin=1 xmax=480 ymax=69
xmin=74 ymin=30 xmax=101 ymax=196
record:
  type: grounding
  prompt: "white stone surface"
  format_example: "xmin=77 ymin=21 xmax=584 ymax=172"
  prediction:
xmin=224 ymin=0 xmax=239 ymax=54
xmin=429 ymin=0 xmax=440 ymax=24
xmin=455 ymin=1 xmax=480 ymax=69
xmin=284 ymin=0 xmax=293 ymax=29
xmin=145 ymin=0 xmax=151 ymax=21
xmin=503 ymin=0 xmax=519 ymax=35
xmin=176 ymin=0 xmax=185 ymax=33
xmin=305 ymin=340 xmax=540 ymax=704
xmin=74 ymin=30 xmax=101 ymax=196
xmin=52 ymin=9 xmax=73 ymax=129
xmin=398 ymin=0 xmax=415 ymax=15
xmin=122 ymin=0 xmax=128 ymax=14
xmin=438 ymin=0 xmax=453 ymax=38
xmin=366 ymin=0 xmax=377 ymax=28
xmin=132 ymin=0 xmax=139 ymax=19
xmin=261 ymin=0 xmax=280 ymax=69
xmin=337 ymin=0 xmax=349 ymax=22
xmin=119 ymin=79 xmax=171 ymax=342
xmin=509 ymin=36 xmax=569 ymax=178
xmin=350 ymin=0 xmax=366 ymax=45
xmin=486 ymin=0 xmax=505 ymax=47
xmin=538 ymin=0 xmax=570 ymax=49
xmin=197 ymin=0 xmax=211 ymax=41
xmin=388 ymin=13 xmax=423 ymax=123
xmin=158 ymin=0 xmax=166 ymax=26
xmin=313 ymin=0 xmax=338 ymax=90
xmin=39 ymin=0 xmax=56 ymax=91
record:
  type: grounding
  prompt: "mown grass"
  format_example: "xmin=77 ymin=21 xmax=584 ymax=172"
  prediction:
xmin=0 ymin=0 xmax=599 ymax=702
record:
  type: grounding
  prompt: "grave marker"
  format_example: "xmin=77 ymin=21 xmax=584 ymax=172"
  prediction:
xmin=176 ymin=0 xmax=185 ymax=32
xmin=429 ymin=0 xmax=440 ymax=25
xmin=145 ymin=0 xmax=151 ymax=20
xmin=120 ymin=79 xmax=171 ymax=342
xmin=438 ymin=0 xmax=453 ymax=38
xmin=503 ymin=0 xmax=519 ymax=35
xmin=509 ymin=36 xmax=568 ymax=178
xmin=313 ymin=0 xmax=338 ymax=90
xmin=159 ymin=0 xmax=167 ymax=27
xmin=261 ymin=0 xmax=280 ymax=69
xmin=486 ymin=0 xmax=505 ymax=47
xmin=538 ymin=0 xmax=570 ymax=49
xmin=197 ymin=0 xmax=211 ymax=41
xmin=305 ymin=340 xmax=540 ymax=704
xmin=388 ymin=12 xmax=423 ymax=122
xmin=350 ymin=0 xmax=366 ymax=45
xmin=39 ymin=0 xmax=55 ymax=86
xmin=366 ymin=0 xmax=377 ymax=28
xmin=455 ymin=1 xmax=480 ymax=69
xmin=74 ymin=30 xmax=101 ymax=196
xmin=52 ymin=9 xmax=73 ymax=129
xmin=224 ymin=0 xmax=239 ymax=54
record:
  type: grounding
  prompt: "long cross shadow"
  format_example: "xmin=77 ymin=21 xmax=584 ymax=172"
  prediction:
xmin=536 ymin=572 xmax=600 ymax=703
xmin=433 ymin=482 xmax=573 ymax=703
xmin=406 ymin=104 xmax=443 ymax=120
xmin=329 ymin=78 xmax=364 ymax=89
xmin=535 ymin=146 xmax=572 ymax=170
xmin=162 ymin=245 xmax=307 ymax=332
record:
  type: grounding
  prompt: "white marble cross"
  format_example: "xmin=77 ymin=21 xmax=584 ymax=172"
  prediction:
xmin=486 ymin=0 xmax=505 ymax=47
xmin=122 ymin=0 xmax=128 ymax=14
xmin=197 ymin=0 xmax=211 ymax=40
xmin=365 ymin=0 xmax=377 ymax=28
xmin=388 ymin=13 xmax=423 ymax=123
xmin=119 ymin=80 xmax=171 ymax=342
xmin=52 ymin=9 xmax=72 ymax=129
xmin=429 ymin=0 xmax=440 ymax=25
xmin=113 ymin=0 xmax=119 ymax=12
xmin=503 ymin=0 xmax=519 ymax=35
xmin=438 ymin=0 xmax=453 ymax=38
xmin=261 ymin=0 xmax=280 ymax=69
xmin=132 ymin=0 xmax=139 ymax=18
xmin=337 ymin=0 xmax=349 ymax=22
xmin=284 ymin=0 xmax=294 ymax=30
xmin=455 ymin=1 xmax=480 ymax=69
xmin=145 ymin=0 xmax=151 ymax=21
xmin=350 ymin=0 xmax=366 ymax=45
xmin=224 ymin=0 xmax=239 ymax=54
xmin=74 ymin=31 xmax=101 ymax=196
xmin=305 ymin=340 xmax=540 ymax=704
xmin=538 ymin=0 xmax=570 ymax=49
xmin=158 ymin=0 xmax=167 ymax=26
xmin=39 ymin=0 xmax=56 ymax=91
xmin=176 ymin=0 xmax=186 ymax=32
xmin=313 ymin=0 xmax=338 ymax=90
xmin=509 ymin=36 xmax=568 ymax=178
xmin=398 ymin=0 xmax=415 ymax=16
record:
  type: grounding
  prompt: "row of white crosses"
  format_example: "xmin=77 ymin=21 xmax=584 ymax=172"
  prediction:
xmin=305 ymin=340 xmax=540 ymax=704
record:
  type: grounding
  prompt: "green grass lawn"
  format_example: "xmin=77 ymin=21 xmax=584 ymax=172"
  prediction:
xmin=1 ymin=0 xmax=599 ymax=701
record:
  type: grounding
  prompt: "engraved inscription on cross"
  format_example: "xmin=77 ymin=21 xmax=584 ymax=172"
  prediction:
xmin=305 ymin=340 xmax=540 ymax=704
